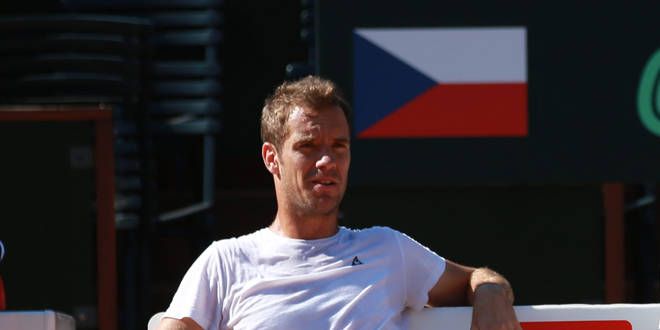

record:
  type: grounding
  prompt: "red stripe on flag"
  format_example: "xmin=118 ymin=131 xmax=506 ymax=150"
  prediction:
xmin=358 ymin=83 xmax=527 ymax=138
xmin=520 ymin=320 xmax=632 ymax=330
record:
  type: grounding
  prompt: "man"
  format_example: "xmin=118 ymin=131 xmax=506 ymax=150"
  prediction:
xmin=158 ymin=76 xmax=521 ymax=330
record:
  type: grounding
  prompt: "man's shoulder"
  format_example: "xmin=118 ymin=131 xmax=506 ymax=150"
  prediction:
xmin=206 ymin=228 xmax=266 ymax=257
xmin=342 ymin=225 xmax=401 ymax=239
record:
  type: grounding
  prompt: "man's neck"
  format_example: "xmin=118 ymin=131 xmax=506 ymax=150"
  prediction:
xmin=269 ymin=211 xmax=339 ymax=240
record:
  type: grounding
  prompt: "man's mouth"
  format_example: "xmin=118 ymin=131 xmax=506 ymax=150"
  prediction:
xmin=311 ymin=178 xmax=338 ymax=187
xmin=312 ymin=180 xmax=335 ymax=186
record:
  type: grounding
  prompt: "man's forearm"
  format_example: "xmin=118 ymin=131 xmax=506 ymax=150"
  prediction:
xmin=467 ymin=267 xmax=515 ymax=305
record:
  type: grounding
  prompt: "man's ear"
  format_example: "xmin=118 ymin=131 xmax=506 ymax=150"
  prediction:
xmin=262 ymin=142 xmax=280 ymax=176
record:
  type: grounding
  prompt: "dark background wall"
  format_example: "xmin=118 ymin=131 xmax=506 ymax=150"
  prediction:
xmin=0 ymin=122 xmax=96 ymax=318
xmin=0 ymin=1 xmax=657 ymax=330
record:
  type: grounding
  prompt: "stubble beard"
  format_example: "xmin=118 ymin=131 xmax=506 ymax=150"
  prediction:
xmin=294 ymin=192 xmax=342 ymax=218
xmin=278 ymin=168 xmax=345 ymax=219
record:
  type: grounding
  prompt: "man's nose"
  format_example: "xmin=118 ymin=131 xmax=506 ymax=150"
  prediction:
xmin=316 ymin=154 xmax=336 ymax=171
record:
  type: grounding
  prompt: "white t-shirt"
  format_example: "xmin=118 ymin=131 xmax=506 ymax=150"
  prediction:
xmin=164 ymin=226 xmax=445 ymax=330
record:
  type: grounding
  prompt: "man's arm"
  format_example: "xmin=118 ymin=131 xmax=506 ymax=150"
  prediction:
xmin=428 ymin=260 xmax=521 ymax=330
xmin=156 ymin=317 xmax=203 ymax=330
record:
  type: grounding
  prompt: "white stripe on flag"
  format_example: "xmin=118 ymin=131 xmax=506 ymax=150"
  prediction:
xmin=355 ymin=27 xmax=527 ymax=83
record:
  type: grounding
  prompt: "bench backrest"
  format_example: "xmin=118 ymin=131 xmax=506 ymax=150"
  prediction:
xmin=148 ymin=304 xmax=660 ymax=329
xmin=404 ymin=304 xmax=660 ymax=330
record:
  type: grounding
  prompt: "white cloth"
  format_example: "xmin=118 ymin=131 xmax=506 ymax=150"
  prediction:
xmin=164 ymin=226 xmax=446 ymax=330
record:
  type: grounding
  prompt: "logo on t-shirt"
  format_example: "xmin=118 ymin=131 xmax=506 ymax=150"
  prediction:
xmin=351 ymin=256 xmax=363 ymax=266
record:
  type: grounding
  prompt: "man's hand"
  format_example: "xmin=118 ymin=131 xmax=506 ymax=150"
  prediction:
xmin=470 ymin=282 xmax=521 ymax=330
xmin=428 ymin=262 xmax=521 ymax=330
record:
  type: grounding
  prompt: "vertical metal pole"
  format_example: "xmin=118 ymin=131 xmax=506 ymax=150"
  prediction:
xmin=96 ymin=113 xmax=118 ymax=330
xmin=203 ymin=134 xmax=215 ymax=206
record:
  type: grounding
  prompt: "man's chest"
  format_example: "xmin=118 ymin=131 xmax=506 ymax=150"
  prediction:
xmin=222 ymin=248 xmax=405 ymax=329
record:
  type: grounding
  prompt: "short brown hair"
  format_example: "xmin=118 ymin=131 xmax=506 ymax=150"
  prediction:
xmin=260 ymin=76 xmax=351 ymax=148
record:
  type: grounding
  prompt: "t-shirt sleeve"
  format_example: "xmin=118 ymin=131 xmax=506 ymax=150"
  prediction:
xmin=393 ymin=229 xmax=446 ymax=310
xmin=163 ymin=242 xmax=223 ymax=329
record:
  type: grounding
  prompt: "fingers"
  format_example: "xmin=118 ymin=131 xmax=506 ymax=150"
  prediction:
xmin=471 ymin=309 xmax=522 ymax=330
xmin=472 ymin=322 xmax=521 ymax=330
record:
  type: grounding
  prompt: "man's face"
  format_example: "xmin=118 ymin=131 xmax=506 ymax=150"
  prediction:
xmin=273 ymin=105 xmax=351 ymax=217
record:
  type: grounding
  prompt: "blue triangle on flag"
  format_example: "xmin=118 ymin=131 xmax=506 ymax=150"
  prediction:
xmin=353 ymin=32 xmax=437 ymax=136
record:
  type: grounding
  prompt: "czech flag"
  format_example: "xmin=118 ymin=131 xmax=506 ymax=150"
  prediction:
xmin=354 ymin=27 xmax=528 ymax=138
